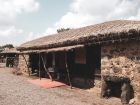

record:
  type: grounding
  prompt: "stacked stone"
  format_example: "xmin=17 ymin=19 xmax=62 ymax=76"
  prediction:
xmin=101 ymin=40 xmax=140 ymax=104
xmin=0 ymin=58 xmax=6 ymax=63
xmin=72 ymin=77 xmax=101 ymax=88
xmin=13 ymin=57 xmax=19 ymax=67
xmin=17 ymin=54 xmax=32 ymax=74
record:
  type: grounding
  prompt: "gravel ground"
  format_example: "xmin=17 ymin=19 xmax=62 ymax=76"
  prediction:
xmin=0 ymin=63 xmax=122 ymax=105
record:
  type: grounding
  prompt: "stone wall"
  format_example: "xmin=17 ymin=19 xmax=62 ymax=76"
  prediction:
xmin=72 ymin=77 xmax=101 ymax=88
xmin=17 ymin=54 xmax=32 ymax=74
xmin=101 ymin=40 xmax=140 ymax=103
xmin=0 ymin=58 xmax=6 ymax=63
xmin=13 ymin=57 xmax=19 ymax=67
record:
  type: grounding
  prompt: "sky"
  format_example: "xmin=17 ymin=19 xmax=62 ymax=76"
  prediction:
xmin=1 ymin=0 xmax=140 ymax=47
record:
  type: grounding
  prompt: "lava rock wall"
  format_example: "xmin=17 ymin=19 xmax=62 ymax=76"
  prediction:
xmin=17 ymin=54 xmax=32 ymax=74
xmin=13 ymin=57 xmax=19 ymax=67
xmin=101 ymin=40 xmax=140 ymax=103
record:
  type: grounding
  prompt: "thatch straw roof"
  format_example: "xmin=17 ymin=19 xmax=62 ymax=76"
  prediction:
xmin=1 ymin=47 xmax=19 ymax=54
xmin=19 ymin=45 xmax=84 ymax=54
xmin=17 ymin=20 xmax=140 ymax=51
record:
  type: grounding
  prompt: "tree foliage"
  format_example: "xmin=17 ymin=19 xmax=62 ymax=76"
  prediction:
xmin=57 ymin=28 xmax=71 ymax=33
xmin=0 ymin=44 xmax=14 ymax=53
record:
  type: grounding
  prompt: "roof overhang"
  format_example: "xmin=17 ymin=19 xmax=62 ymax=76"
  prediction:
xmin=1 ymin=47 xmax=19 ymax=54
xmin=19 ymin=44 xmax=85 ymax=54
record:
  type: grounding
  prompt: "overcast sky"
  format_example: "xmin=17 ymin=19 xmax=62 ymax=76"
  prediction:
xmin=0 ymin=0 xmax=140 ymax=46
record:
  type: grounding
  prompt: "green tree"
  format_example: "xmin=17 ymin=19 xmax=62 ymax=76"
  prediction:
xmin=0 ymin=44 xmax=14 ymax=52
xmin=57 ymin=28 xmax=71 ymax=33
xmin=3 ymin=44 xmax=14 ymax=50
xmin=0 ymin=44 xmax=14 ymax=59
xmin=0 ymin=46 xmax=4 ymax=53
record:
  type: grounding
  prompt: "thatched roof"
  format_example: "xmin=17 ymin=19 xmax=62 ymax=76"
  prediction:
xmin=1 ymin=47 xmax=19 ymax=54
xmin=17 ymin=20 xmax=140 ymax=51
xmin=19 ymin=45 xmax=84 ymax=54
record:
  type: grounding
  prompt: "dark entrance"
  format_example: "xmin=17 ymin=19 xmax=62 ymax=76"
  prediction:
xmin=47 ymin=53 xmax=52 ymax=68
xmin=30 ymin=54 xmax=44 ymax=73
xmin=101 ymin=75 xmax=133 ymax=104
xmin=70 ymin=45 xmax=101 ymax=88
xmin=86 ymin=45 xmax=101 ymax=79
xmin=31 ymin=54 xmax=39 ymax=73
xmin=74 ymin=45 xmax=101 ymax=79
xmin=109 ymin=82 xmax=122 ymax=98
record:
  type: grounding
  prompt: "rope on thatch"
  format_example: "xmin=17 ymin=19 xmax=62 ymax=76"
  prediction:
xmin=65 ymin=52 xmax=72 ymax=89
xmin=20 ymin=34 xmax=138 ymax=51
xmin=39 ymin=53 xmax=41 ymax=80
xmin=104 ymin=35 xmax=108 ymax=44
xmin=118 ymin=35 xmax=122 ymax=42
xmin=41 ymin=53 xmax=53 ymax=82
xmin=17 ymin=28 xmax=140 ymax=50
xmin=111 ymin=36 xmax=115 ymax=43
xmin=22 ymin=54 xmax=30 ymax=76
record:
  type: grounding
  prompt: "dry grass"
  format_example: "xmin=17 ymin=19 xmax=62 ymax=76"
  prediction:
xmin=1 ymin=47 xmax=19 ymax=54
xmin=19 ymin=44 xmax=84 ymax=54
xmin=17 ymin=20 xmax=140 ymax=51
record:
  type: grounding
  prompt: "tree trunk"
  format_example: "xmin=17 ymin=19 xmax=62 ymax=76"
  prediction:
xmin=39 ymin=53 xmax=41 ymax=80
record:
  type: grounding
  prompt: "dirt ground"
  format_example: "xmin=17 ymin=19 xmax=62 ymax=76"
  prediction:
xmin=0 ymin=63 xmax=122 ymax=105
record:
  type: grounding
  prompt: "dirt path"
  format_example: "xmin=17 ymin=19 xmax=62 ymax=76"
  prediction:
xmin=0 ymin=63 xmax=121 ymax=105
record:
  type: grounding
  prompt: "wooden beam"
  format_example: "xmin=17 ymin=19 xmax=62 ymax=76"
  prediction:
xmin=5 ymin=57 xmax=7 ymax=67
xmin=39 ymin=53 xmax=41 ymax=80
xmin=65 ymin=52 xmax=72 ymax=89
xmin=22 ymin=54 xmax=30 ymax=76
xmin=41 ymin=53 xmax=53 ymax=82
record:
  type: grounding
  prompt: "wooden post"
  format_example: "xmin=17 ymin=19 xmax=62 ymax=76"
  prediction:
xmin=6 ymin=57 xmax=7 ymax=67
xmin=39 ymin=53 xmax=41 ymax=80
xmin=22 ymin=54 xmax=30 ymax=76
xmin=65 ymin=52 xmax=72 ymax=89
xmin=41 ymin=53 xmax=53 ymax=82
xmin=73 ymin=51 xmax=76 ymax=78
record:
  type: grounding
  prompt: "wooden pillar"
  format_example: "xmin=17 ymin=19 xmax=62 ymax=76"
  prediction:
xmin=44 ymin=53 xmax=47 ymax=66
xmin=22 ymin=54 xmax=30 ymax=76
xmin=73 ymin=51 xmax=76 ymax=83
xmin=5 ymin=57 xmax=7 ymax=67
xmin=39 ymin=53 xmax=41 ymax=80
xmin=65 ymin=52 xmax=72 ymax=89
xmin=52 ymin=53 xmax=55 ymax=67
xmin=41 ymin=53 xmax=53 ymax=82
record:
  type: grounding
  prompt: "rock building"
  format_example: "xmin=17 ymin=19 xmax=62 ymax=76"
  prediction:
xmin=5 ymin=20 xmax=140 ymax=104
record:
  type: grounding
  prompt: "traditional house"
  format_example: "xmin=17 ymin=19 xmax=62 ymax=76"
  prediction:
xmin=1 ymin=47 xmax=19 ymax=67
xmin=16 ymin=20 xmax=140 ymax=104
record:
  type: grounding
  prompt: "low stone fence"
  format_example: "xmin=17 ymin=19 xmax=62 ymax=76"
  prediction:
xmin=0 ymin=58 xmax=6 ymax=63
